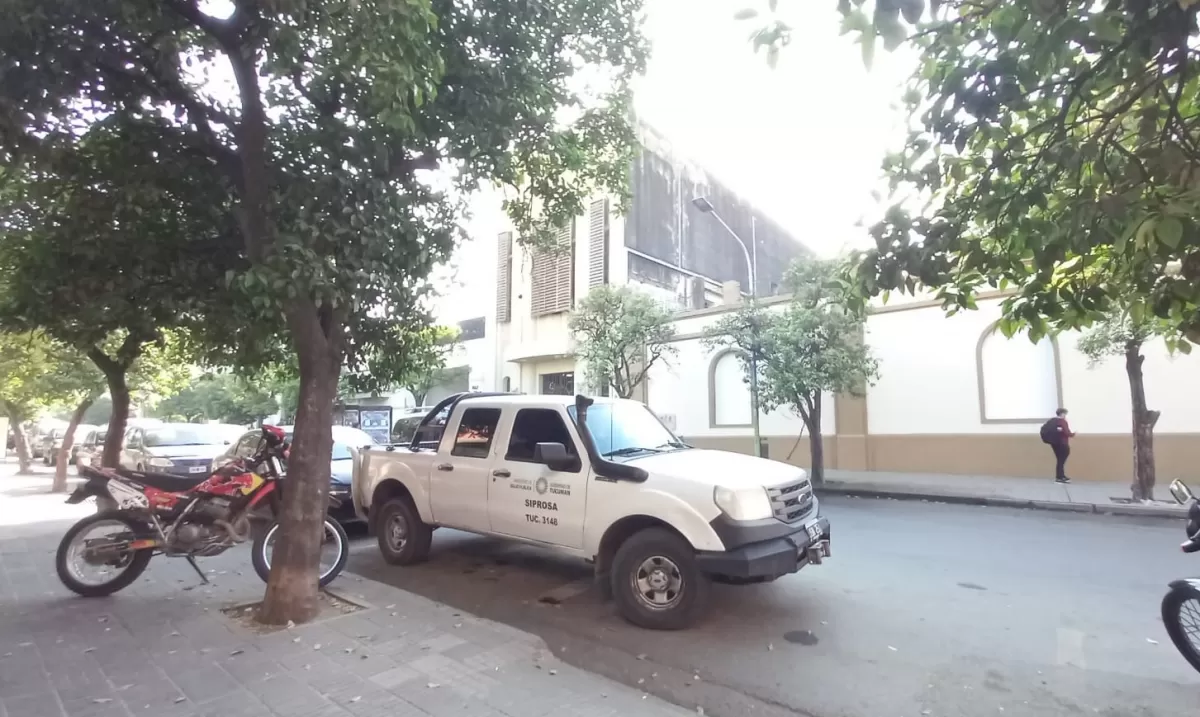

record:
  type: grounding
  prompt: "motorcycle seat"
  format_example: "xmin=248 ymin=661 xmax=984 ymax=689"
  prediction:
xmin=115 ymin=467 xmax=209 ymax=493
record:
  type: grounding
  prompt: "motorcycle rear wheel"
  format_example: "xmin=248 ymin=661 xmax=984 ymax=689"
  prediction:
xmin=252 ymin=517 xmax=348 ymax=588
xmin=1162 ymin=586 xmax=1200 ymax=673
xmin=56 ymin=512 xmax=153 ymax=597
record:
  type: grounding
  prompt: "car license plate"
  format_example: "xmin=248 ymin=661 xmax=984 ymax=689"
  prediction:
xmin=805 ymin=521 xmax=823 ymax=542
xmin=189 ymin=466 xmax=208 ymax=474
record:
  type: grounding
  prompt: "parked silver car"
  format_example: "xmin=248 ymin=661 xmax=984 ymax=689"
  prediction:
xmin=120 ymin=423 xmax=246 ymax=477
xmin=42 ymin=424 xmax=96 ymax=466
xmin=73 ymin=426 xmax=106 ymax=467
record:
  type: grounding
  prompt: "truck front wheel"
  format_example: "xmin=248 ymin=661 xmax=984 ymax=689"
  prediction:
xmin=376 ymin=497 xmax=432 ymax=566
xmin=611 ymin=527 xmax=710 ymax=630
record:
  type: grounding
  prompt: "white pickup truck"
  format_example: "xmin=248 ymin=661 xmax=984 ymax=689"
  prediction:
xmin=352 ymin=392 xmax=830 ymax=629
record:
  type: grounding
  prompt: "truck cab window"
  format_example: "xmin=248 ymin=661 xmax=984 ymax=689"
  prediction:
xmin=414 ymin=404 xmax=453 ymax=448
xmin=505 ymin=409 xmax=579 ymax=469
xmin=451 ymin=408 xmax=501 ymax=459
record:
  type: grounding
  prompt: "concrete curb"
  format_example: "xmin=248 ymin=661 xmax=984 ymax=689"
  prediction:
xmin=822 ymin=484 xmax=1187 ymax=520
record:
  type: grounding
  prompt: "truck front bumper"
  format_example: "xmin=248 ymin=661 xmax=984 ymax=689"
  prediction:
xmin=695 ymin=514 xmax=831 ymax=582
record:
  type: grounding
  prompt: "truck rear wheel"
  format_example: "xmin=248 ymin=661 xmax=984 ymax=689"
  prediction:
xmin=611 ymin=527 xmax=710 ymax=630
xmin=376 ymin=497 xmax=432 ymax=566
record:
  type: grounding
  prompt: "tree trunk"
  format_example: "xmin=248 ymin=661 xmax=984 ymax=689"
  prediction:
xmin=86 ymin=343 xmax=141 ymax=469
xmin=101 ymin=368 xmax=131 ymax=469
xmin=259 ymin=303 xmax=340 ymax=626
xmin=7 ymin=408 xmax=32 ymax=474
xmin=219 ymin=33 xmax=337 ymax=626
xmin=1125 ymin=343 xmax=1158 ymax=502
xmin=807 ymin=394 xmax=825 ymax=487
xmin=53 ymin=394 xmax=97 ymax=493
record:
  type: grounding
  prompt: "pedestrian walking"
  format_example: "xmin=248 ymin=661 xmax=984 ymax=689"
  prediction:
xmin=1040 ymin=408 xmax=1076 ymax=483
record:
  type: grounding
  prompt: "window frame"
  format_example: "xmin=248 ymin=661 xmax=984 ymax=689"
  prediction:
xmin=975 ymin=321 xmax=1064 ymax=424
xmin=450 ymin=407 xmax=502 ymax=460
xmin=502 ymin=407 xmax=582 ymax=473
xmin=539 ymin=371 xmax=575 ymax=396
xmin=708 ymin=348 xmax=753 ymax=428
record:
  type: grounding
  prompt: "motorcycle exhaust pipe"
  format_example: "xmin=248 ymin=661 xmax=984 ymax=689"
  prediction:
xmin=214 ymin=515 xmax=252 ymax=544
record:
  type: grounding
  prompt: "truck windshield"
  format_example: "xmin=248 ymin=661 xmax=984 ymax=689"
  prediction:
xmin=567 ymin=402 xmax=686 ymax=458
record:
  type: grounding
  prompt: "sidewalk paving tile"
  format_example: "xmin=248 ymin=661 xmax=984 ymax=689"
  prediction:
xmin=823 ymin=469 xmax=1187 ymax=519
xmin=0 ymin=476 xmax=690 ymax=717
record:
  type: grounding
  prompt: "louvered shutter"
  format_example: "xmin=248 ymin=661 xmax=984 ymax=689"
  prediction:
xmin=496 ymin=231 xmax=512 ymax=322
xmin=531 ymin=223 xmax=574 ymax=316
xmin=587 ymin=198 xmax=609 ymax=287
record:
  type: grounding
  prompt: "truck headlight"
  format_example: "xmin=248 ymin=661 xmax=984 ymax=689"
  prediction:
xmin=148 ymin=457 xmax=175 ymax=468
xmin=713 ymin=486 xmax=773 ymax=521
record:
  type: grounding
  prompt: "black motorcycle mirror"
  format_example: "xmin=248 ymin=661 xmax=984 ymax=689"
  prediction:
xmin=1169 ymin=479 xmax=1194 ymax=505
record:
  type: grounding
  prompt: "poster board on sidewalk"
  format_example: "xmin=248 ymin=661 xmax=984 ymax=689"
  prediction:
xmin=334 ymin=405 xmax=393 ymax=445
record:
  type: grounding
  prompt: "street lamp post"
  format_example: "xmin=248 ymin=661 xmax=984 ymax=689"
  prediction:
xmin=691 ymin=196 xmax=762 ymax=458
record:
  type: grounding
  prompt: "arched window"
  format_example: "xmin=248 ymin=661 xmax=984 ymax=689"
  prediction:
xmin=708 ymin=349 xmax=752 ymax=427
xmin=976 ymin=323 xmax=1062 ymax=423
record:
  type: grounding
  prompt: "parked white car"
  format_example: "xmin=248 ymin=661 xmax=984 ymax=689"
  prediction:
xmin=352 ymin=392 xmax=830 ymax=630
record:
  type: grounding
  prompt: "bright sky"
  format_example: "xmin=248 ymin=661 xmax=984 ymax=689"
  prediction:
xmin=202 ymin=0 xmax=918 ymax=322
xmin=433 ymin=0 xmax=917 ymax=320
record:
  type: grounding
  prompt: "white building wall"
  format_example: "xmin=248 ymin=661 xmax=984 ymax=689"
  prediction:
xmin=865 ymin=298 xmax=1200 ymax=436
xmin=444 ymin=338 xmax=493 ymax=393
xmin=1058 ymin=332 xmax=1198 ymax=434
xmin=645 ymin=303 xmax=837 ymax=439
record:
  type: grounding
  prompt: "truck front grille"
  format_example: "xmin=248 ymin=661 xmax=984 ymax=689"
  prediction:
xmin=768 ymin=479 xmax=814 ymax=523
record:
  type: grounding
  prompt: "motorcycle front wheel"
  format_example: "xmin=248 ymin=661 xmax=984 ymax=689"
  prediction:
xmin=252 ymin=517 xmax=349 ymax=588
xmin=55 ymin=512 xmax=153 ymax=597
xmin=1162 ymin=585 xmax=1200 ymax=673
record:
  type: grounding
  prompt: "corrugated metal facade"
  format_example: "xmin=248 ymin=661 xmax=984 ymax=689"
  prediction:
xmin=623 ymin=141 xmax=808 ymax=298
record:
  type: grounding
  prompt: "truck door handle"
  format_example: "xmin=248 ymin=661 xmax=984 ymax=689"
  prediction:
xmin=492 ymin=469 xmax=511 ymax=478
xmin=436 ymin=463 xmax=454 ymax=472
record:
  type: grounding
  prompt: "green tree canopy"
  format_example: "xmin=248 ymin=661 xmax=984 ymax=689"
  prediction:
xmin=0 ymin=117 xmax=246 ymax=465
xmin=344 ymin=323 xmax=461 ymax=405
xmin=746 ymin=0 xmax=1200 ymax=347
xmin=58 ymin=396 xmax=113 ymax=427
xmin=0 ymin=332 xmax=106 ymax=477
xmin=705 ymin=260 xmax=878 ymax=484
xmin=154 ymin=373 xmax=279 ymax=425
xmin=569 ymin=285 xmax=677 ymax=398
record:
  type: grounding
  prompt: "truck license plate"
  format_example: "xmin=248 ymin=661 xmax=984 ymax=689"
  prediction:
xmin=804 ymin=520 xmax=822 ymax=542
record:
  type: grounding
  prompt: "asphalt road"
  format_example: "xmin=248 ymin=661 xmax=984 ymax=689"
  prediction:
xmin=346 ymin=496 xmax=1200 ymax=717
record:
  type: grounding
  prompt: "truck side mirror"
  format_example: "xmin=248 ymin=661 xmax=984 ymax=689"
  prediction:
xmin=533 ymin=442 xmax=574 ymax=472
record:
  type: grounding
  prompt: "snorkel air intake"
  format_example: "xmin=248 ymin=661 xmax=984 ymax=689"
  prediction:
xmin=573 ymin=395 xmax=648 ymax=483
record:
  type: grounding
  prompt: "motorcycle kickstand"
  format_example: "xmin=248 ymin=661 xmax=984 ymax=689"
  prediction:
xmin=185 ymin=555 xmax=210 ymax=585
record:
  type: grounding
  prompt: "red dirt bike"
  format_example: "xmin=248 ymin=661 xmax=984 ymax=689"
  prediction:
xmin=55 ymin=425 xmax=349 ymax=597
